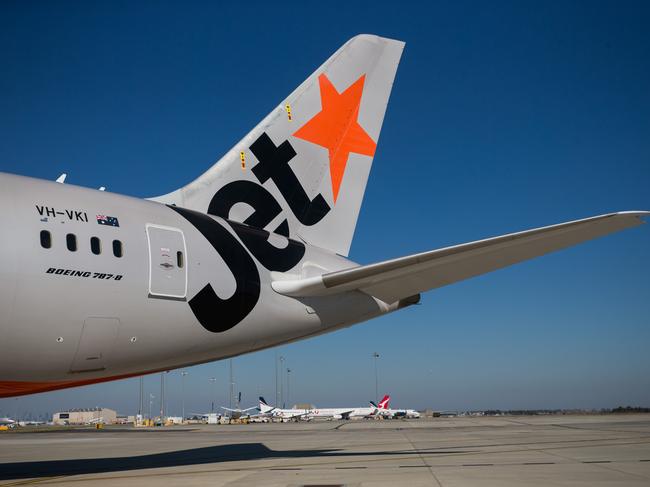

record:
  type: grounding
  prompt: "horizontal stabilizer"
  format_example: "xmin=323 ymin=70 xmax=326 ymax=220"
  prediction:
xmin=272 ymin=211 xmax=648 ymax=303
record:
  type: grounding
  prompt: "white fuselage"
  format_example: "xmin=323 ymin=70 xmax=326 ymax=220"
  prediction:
xmin=0 ymin=173 xmax=404 ymax=397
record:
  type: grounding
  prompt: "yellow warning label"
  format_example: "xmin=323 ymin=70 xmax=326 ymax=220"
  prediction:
xmin=285 ymin=104 xmax=292 ymax=122
xmin=240 ymin=151 xmax=246 ymax=170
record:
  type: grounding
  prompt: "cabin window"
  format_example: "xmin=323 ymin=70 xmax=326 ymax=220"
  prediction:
xmin=66 ymin=233 xmax=77 ymax=252
xmin=90 ymin=236 xmax=101 ymax=255
xmin=112 ymin=240 xmax=123 ymax=258
xmin=176 ymin=251 xmax=184 ymax=268
xmin=40 ymin=230 xmax=51 ymax=249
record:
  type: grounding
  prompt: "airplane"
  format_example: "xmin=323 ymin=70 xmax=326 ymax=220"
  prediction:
xmin=379 ymin=407 xmax=421 ymax=419
xmin=221 ymin=392 xmax=257 ymax=419
xmin=258 ymin=397 xmax=312 ymax=421
xmin=0 ymin=417 xmax=17 ymax=427
xmin=258 ymin=395 xmax=389 ymax=421
xmin=368 ymin=397 xmax=420 ymax=419
xmin=303 ymin=395 xmax=387 ymax=421
xmin=0 ymin=34 xmax=647 ymax=398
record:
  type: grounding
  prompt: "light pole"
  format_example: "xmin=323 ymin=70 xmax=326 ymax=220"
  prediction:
xmin=229 ymin=359 xmax=234 ymax=410
xmin=149 ymin=393 xmax=154 ymax=421
xmin=275 ymin=351 xmax=279 ymax=407
xmin=209 ymin=377 xmax=217 ymax=413
xmin=138 ymin=376 xmax=144 ymax=423
xmin=286 ymin=368 xmax=291 ymax=408
xmin=180 ymin=371 xmax=188 ymax=423
xmin=279 ymin=356 xmax=285 ymax=408
xmin=160 ymin=373 xmax=165 ymax=421
xmin=372 ymin=352 xmax=380 ymax=405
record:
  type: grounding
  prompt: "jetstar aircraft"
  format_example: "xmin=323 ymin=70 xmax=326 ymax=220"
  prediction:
xmin=0 ymin=35 xmax=647 ymax=398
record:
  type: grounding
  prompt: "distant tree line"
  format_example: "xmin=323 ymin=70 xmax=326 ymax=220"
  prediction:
xmin=611 ymin=406 xmax=650 ymax=413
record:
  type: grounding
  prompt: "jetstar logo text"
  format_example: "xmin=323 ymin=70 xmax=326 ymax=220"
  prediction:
xmin=174 ymin=73 xmax=377 ymax=333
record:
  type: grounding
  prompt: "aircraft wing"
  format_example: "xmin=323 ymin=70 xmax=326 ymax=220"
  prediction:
xmin=339 ymin=410 xmax=356 ymax=420
xmin=273 ymin=212 xmax=648 ymax=304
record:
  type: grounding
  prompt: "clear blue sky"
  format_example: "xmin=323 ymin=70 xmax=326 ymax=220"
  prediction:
xmin=1 ymin=0 xmax=649 ymax=419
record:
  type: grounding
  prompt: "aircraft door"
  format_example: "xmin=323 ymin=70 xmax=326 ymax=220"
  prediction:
xmin=146 ymin=224 xmax=188 ymax=300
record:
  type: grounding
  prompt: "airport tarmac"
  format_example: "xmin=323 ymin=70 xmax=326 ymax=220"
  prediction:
xmin=1 ymin=414 xmax=649 ymax=486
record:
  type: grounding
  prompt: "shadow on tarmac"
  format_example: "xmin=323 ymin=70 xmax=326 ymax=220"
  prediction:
xmin=0 ymin=443 xmax=472 ymax=480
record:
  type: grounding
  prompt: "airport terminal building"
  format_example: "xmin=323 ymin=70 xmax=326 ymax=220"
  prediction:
xmin=53 ymin=408 xmax=117 ymax=425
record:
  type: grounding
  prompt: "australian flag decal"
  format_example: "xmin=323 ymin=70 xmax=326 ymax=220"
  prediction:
xmin=96 ymin=215 xmax=120 ymax=227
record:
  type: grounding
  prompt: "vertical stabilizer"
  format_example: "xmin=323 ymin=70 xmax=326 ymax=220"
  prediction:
xmin=152 ymin=34 xmax=404 ymax=256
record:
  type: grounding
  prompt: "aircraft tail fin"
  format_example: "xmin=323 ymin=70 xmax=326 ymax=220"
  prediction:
xmin=378 ymin=395 xmax=391 ymax=409
xmin=152 ymin=34 xmax=404 ymax=256
xmin=259 ymin=397 xmax=275 ymax=414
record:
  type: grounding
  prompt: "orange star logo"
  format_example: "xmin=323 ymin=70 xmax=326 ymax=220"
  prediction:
xmin=293 ymin=73 xmax=376 ymax=202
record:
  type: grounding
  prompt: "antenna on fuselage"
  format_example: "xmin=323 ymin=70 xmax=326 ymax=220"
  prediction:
xmin=55 ymin=173 xmax=67 ymax=184
xmin=99 ymin=187 xmax=106 ymax=191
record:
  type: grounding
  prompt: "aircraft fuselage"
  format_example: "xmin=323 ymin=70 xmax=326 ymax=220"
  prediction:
xmin=0 ymin=173 xmax=399 ymax=396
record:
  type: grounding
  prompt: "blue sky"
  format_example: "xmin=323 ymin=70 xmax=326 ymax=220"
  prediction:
xmin=1 ymin=0 xmax=649 ymax=419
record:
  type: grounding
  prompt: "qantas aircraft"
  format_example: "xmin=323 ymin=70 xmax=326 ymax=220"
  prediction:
xmin=0 ymin=35 xmax=647 ymax=398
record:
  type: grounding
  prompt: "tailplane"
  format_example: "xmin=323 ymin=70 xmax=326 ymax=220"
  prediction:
xmin=152 ymin=34 xmax=404 ymax=256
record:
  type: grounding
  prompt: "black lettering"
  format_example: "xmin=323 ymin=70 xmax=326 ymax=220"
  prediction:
xmin=250 ymin=133 xmax=330 ymax=226
xmin=36 ymin=205 xmax=44 ymax=216
xmin=274 ymin=220 xmax=290 ymax=237
xmin=208 ymin=180 xmax=304 ymax=272
xmin=46 ymin=267 xmax=55 ymax=273
xmin=65 ymin=210 xmax=74 ymax=219
xmin=82 ymin=272 xmax=91 ymax=277
xmin=46 ymin=207 xmax=56 ymax=218
xmin=115 ymin=275 xmax=122 ymax=280
xmin=170 ymin=206 xmax=260 ymax=333
xmin=63 ymin=269 xmax=71 ymax=275
xmin=229 ymin=221 xmax=305 ymax=272
xmin=55 ymin=269 xmax=64 ymax=274
xmin=74 ymin=211 xmax=83 ymax=221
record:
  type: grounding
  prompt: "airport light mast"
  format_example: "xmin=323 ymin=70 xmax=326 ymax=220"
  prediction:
xmin=138 ymin=376 xmax=143 ymax=421
xmin=229 ymin=359 xmax=234 ymax=410
xmin=148 ymin=393 xmax=154 ymax=421
xmin=372 ymin=352 xmax=380 ymax=405
xmin=180 ymin=371 xmax=188 ymax=423
xmin=160 ymin=372 xmax=165 ymax=421
xmin=275 ymin=351 xmax=279 ymax=407
xmin=209 ymin=377 xmax=217 ymax=413
xmin=286 ymin=368 xmax=291 ymax=408
xmin=279 ymin=356 xmax=285 ymax=408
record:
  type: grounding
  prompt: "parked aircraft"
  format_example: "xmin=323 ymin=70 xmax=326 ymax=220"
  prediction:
xmin=0 ymin=34 xmax=647 ymax=398
xmin=259 ymin=395 xmax=390 ymax=421
xmin=222 ymin=393 xmax=257 ymax=419
xmin=258 ymin=397 xmax=311 ymax=421
xmin=0 ymin=417 xmax=16 ymax=427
